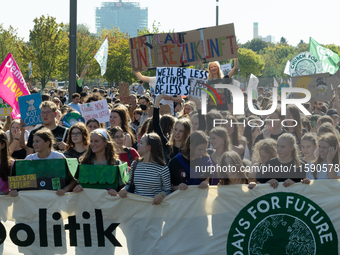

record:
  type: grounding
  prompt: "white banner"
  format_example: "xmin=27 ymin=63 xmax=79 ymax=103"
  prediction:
xmin=79 ymin=99 xmax=110 ymax=123
xmin=0 ymin=181 xmax=339 ymax=254
xmin=94 ymin=38 xmax=109 ymax=76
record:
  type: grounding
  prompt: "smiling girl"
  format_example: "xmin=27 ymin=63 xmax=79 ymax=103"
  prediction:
xmin=73 ymin=129 xmax=122 ymax=196
xmin=167 ymin=118 xmax=191 ymax=159
xmin=64 ymin=122 xmax=89 ymax=161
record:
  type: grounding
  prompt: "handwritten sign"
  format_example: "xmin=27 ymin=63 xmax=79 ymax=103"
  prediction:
xmin=130 ymin=23 xmax=237 ymax=71
xmin=0 ymin=98 xmax=12 ymax=117
xmin=155 ymin=67 xmax=208 ymax=96
xmin=221 ymin=63 xmax=232 ymax=76
xmin=189 ymin=70 xmax=209 ymax=97
xmin=18 ymin=93 xmax=42 ymax=127
xmin=292 ymin=73 xmax=332 ymax=101
xmin=8 ymin=174 xmax=37 ymax=189
xmin=80 ymin=99 xmax=110 ymax=123
xmin=119 ymin=82 xmax=130 ymax=104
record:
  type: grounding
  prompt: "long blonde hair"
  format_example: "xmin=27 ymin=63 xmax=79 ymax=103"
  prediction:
xmin=287 ymin=105 xmax=302 ymax=142
xmin=252 ymin=138 xmax=277 ymax=164
xmin=277 ymin=133 xmax=300 ymax=167
xmin=208 ymin=61 xmax=224 ymax=79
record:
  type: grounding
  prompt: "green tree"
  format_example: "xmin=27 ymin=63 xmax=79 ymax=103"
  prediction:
xmin=279 ymin=37 xmax=288 ymax=44
xmin=238 ymin=48 xmax=264 ymax=77
xmin=21 ymin=15 xmax=67 ymax=90
xmin=242 ymin=38 xmax=269 ymax=54
xmin=0 ymin=24 xmax=28 ymax=78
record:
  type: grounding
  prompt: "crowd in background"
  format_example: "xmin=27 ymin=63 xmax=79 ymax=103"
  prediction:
xmin=1 ymin=49 xmax=340 ymax=206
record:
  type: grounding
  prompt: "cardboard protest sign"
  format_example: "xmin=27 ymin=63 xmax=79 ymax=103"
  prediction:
xmin=13 ymin=158 xmax=78 ymax=190
xmin=119 ymin=82 xmax=130 ymax=104
xmin=8 ymin=174 xmax=37 ymax=189
xmin=155 ymin=67 xmax=208 ymax=96
xmin=292 ymin=73 xmax=332 ymax=101
xmin=289 ymin=52 xmax=322 ymax=77
xmin=148 ymin=105 xmax=171 ymax=117
xmin=130 ymin=23 xmax=237 ymax=71
xmin=80 ymin=99 xmax=110 ymax=123
xmin=190 ymin=70 xmax=209 ymax=97
xmin=18 ymin=93 xmax=43 ymax=127
xmin=0 ymin=98 xmax=12 ymax=117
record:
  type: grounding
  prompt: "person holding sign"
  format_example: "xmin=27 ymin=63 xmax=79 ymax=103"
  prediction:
xmin=73 ymin=129 xmax=123 ymax=196
xmin=129 ymin=59 xmax=183 ymax=116
xmin=24 ymin=128 xmax=76 ymax=196
xmin=199 ymin=45 xmax=239 ymax=112
xmin=119 ymin=133 xmax=171 ymax=205
xmin=8 ymin=120 xmax=28 ymax=159
xmin=0 ymin=131 xmax=16 ymax=196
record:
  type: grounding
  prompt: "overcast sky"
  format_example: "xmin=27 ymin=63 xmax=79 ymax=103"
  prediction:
xmin=2 ymin=0 xmax=340 ymax=46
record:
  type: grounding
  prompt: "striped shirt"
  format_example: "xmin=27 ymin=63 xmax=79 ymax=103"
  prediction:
xmin=125 ymin=161 xmax=172 ymax=198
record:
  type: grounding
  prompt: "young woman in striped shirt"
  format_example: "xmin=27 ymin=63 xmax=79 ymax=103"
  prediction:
xmin=119 ymin=133 xmax=171 ymax=205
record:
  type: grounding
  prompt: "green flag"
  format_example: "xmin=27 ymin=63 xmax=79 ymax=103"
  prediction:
xmin=309 ymin=37 xmax=340 ymax=75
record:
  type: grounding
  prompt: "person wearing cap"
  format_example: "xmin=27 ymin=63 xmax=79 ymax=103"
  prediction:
xmin=327 ymin=108 xmax=340 ymax=132
xmin=84 ymin=86 xmax=89 ymax=93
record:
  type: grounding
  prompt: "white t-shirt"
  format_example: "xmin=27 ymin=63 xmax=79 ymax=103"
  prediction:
xmin=149 ymin=77 xmax=174 ymax=115
xmin=25 ymin=150 xmax=65 ymax=160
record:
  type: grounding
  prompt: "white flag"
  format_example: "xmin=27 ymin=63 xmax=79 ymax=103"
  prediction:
xmin=94 ymin=38 xmax=109 ymax=76
xmin=29 ymin=61 xmax=32 ymax=78
xmin=273 ymin=77 xmax=279 ymax=87
xmin=248 ymin=74 xmax=259 ymax=98
xmin=284 ymin=60 xmax=290 ymax=75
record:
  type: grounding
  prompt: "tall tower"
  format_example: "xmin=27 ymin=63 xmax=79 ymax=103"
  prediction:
xmin=253 ymin=22 xmax=258 ymax=39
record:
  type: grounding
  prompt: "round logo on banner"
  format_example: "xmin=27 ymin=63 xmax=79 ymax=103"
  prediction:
xmin=289 ymin=52 xmax=322 ymax=77
xmin=278 ymin=82 xmax=290 ymax=96
xmin=227 ymin=192 xmax=338 ymax=254
xmin=62 ymin=112 xmax=85 ymax=128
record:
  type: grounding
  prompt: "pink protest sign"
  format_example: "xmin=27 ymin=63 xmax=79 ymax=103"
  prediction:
xmin=0 ymin=53 xmax=30 ymax=118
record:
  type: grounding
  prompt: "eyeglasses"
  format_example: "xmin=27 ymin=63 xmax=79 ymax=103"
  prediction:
xmin=71 ymin=132 xmax=82 ymax=137
xmin=113 ymin=135 xmax=124 ymax=139
xmin=41 ymin=111 xmax=54 ymax=116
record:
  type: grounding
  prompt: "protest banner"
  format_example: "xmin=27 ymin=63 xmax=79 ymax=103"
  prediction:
xmin=80 ymin=99 xmax=110 ymax=123
xmin=0 ymin=98 xmax=12 ymax=117
xmin=94 ymin=38 xmax=109 ymax=76
xmin=130 ymin=23 xmax=238 ymax=71
xmin=189 ymin=70 xmax=209 ymax=97
xmin=155 ymin=67 xmax=208 ymax=96
xmin=292 ymin=73 xmax=332 ymax=101
xmin=8 ymin=174 xmax=37 ymax=189
xmin=0 ymin=53 xmax=30 ymax=118
xmin=289 ymin=52 xmax=322 ymax=77
xmin=0 ymin=181 xmax=339 ymax=254
xmin=119 ymin=82 xmax=130 ymax=104
xmin=18 ymin=93 xmax=42 ymax=127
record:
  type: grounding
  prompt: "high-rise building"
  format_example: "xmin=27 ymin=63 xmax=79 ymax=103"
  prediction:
xmin=95 ymin=1 xmax=148 ymax=37
xmin=253 ymin=22 xmax=275 ymax=43
xmin=253 ymin=22 xmax=258 ymax=39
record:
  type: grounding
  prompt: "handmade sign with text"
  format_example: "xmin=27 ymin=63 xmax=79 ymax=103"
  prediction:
xmin=80 ymin=99 xmax=110 ymax=123
xmin=155 ymin=67 xmax=208 ymax=96
xmin=130 ymin=23 xmax=237 ymax=71
xmin=18 ymin=93 xmax=42 ymax=127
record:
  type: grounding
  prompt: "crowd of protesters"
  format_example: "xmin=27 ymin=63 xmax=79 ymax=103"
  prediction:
xmin=1 ymin=48 xmax=340 ymax=205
